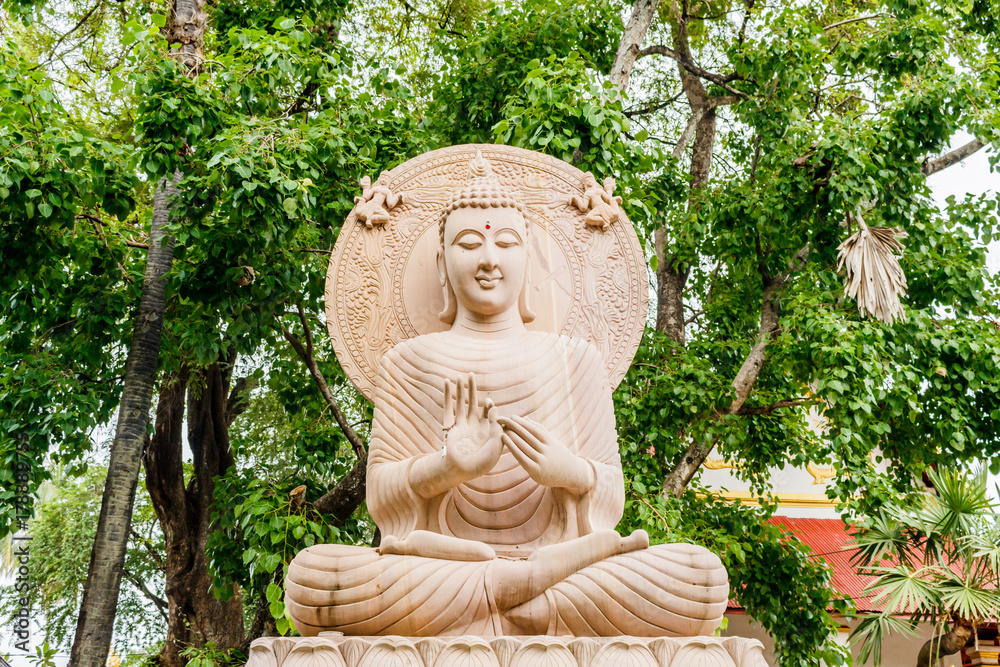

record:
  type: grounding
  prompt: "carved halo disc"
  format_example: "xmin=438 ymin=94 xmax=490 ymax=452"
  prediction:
xmin=326 ymin=144 xmax=649 ymax=401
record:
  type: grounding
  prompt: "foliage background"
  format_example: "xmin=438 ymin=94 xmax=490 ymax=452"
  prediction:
xmin=1 ymin=0 xmax=998 ymax=664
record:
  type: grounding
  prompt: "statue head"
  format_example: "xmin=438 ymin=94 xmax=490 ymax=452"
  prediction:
xmin=437 ymin=151 xmax=535 ymax=324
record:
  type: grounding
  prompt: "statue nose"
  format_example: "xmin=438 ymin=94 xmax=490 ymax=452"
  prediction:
xmin=479 ymin=244 xmax=499 ymax=269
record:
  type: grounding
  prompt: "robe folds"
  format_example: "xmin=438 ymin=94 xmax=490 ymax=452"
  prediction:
xmin=369 ymin=331 xmax=624 ymax=553
xmin=286 ymin=331 xmax=730 ymax=637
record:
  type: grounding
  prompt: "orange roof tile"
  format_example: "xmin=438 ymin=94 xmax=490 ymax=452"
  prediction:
xmin=727 ymin=517 xmax=878 ymax=612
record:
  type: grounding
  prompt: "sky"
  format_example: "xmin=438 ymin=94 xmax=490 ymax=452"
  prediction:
xmin=926 ymin=132 xmax=999 ymax=273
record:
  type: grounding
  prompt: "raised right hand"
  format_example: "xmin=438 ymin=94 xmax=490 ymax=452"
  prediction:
xmin=443 ymin=372 xmax=503 ymax=478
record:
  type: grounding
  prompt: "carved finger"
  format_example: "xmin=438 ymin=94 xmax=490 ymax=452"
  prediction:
xmin=443 ymin=379 xmax=456 ymax=430
xmin=467 ymin=373 xmax=479 ymax=422
xmin=485 ymin=398 xmax=497 ymax=424
xmin=503 ymin=433 xmax=539 ymax=470
xmin=499 ymin=423 xmax=541 ymax=463
xmin=456 ymin=376 xmax=468 ymax=426
xmin=500 ymin=416 xmax=546 ymax=454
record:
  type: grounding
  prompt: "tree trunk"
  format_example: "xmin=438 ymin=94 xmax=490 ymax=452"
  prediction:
xmin=144 ymin=353 xmax=245 ymax=667
xmin=70 ymin=0 xmax=205 ymax=661
xmin=69 ymin=172 xmax=180 ymax=667
xmin=916 ymin=618 xmax=974 ymax=667
xmin=654 ymin=17 xmax=717 ymax=343
xmin=654 ymin=242 xmax=689 ymax=344
xmin=609 ymin=0 xmax=661 ymax=90
xmin=312 ymin=452 xmax=368 ymax=523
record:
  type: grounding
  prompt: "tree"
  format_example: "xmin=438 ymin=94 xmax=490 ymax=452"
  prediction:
xmin=69 ymin=0 xmax=207 ymax=662
xmin=850 ymin=467 xmax=1000 ymax=667
xmin=459 ymin=0 xmax=999 ymax=659
xmin=1 ymin=0 xmax=997 ymax=664
xmin=0 ymin=466 xmax=166 ymax=656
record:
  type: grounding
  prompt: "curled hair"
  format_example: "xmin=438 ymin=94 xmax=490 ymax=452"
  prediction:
xmin=437 ymin=151 xmax=528 ymax=246
xmin=437 ymin=150 xmax=534 ymax=324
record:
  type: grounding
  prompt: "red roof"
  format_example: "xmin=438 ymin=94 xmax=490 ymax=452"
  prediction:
xmin=727 ymin=516 xmax=879 ymax=612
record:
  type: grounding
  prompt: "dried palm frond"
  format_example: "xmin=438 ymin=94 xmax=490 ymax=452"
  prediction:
xmin=836 ymin=212 xmax=908 ymax=324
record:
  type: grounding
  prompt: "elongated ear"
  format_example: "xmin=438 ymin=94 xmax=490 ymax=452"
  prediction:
xmin=437 ymin=250 xmax=457 ymax=324
xmin=518 ymin=248 xmax=536 ymax=324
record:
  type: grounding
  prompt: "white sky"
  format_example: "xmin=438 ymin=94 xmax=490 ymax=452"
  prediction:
xmin=926 ymin=133 xmax=999 ymax=273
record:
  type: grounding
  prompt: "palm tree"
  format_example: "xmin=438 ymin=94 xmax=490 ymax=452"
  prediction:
xmin=850 ymin=466 xmax=1000 ymax=667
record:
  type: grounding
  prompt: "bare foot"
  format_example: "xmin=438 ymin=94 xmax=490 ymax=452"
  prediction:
xmin=378 ymin=531 xmax=496 ymax=561
xmin=620 ymin=529 xmax=649 ymax=554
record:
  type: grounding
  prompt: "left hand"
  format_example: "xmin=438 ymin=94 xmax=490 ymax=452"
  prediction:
xmin=498 ymin=415 xmax=594 ymax=494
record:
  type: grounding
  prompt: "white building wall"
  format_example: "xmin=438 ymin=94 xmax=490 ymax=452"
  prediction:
xmin=723 ymin=613 xmax=957 ymax=667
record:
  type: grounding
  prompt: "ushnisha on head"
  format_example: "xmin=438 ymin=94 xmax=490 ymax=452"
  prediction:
xmin=437 ymin=150 xmax=535 ymax=325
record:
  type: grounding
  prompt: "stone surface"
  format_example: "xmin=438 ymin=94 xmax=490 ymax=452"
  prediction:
xmin=246 ymin=635 xmax=770 ymax=667
xmin=287 ymin=148 xmax=729 ymax=638
xmin=325 ymin=144 xmax=648 ymax=401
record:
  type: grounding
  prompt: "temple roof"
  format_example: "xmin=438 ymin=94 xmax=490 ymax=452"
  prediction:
xmin=726 ymin=516 xmax=878 ymax=613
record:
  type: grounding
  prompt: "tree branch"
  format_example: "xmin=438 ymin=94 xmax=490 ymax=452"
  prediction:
xmin=121 ymin=567 xmax=169 ymax=622
xmin=637 ymin=44 xmax=749 ymax=100
xmin=661 ymin=245 xmax=811 ymax=496
xmin=672 ymin=107 xmax=706 ymax=160
xmin=823 ymin=13 xmax=890 ymax=31
xmin=922 ymin=138 xmax=986 ymax=176
xmin=311 ymin=451 xmax=368 ymax=524
xmin=283 ymin=81 xmax=320 ymax=116
xmin=32 ymin=2 xmax=100 ymax=70
xmin=623 ymin=91 xmax=685 ymax=118
xmin=609 ymin=0 xmax=661 ymax=91
xmin=279 ymin=309 xmax=366 ymax=459
xmin=129 ymin=527 xmax=166 ymax=572
xmin=224 ymin=377 xmax=250 ymax=427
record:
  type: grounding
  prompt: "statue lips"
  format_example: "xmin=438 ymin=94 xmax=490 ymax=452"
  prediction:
xmin=475 ymin=271 xmax=502 ymax=289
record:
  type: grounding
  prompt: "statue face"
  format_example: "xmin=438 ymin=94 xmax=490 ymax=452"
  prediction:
xmin=441 ymin=206 xmax=527 ymax=317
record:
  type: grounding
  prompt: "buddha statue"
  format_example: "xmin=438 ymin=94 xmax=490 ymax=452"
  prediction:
xmin=286 ymin=152 xmax=729 ymax=638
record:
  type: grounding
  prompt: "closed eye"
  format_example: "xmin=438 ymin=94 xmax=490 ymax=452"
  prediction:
xmin=453 ymin=230 xmax=485 ymax=248
xmin=495 ymin=231 xmax=522 ymax=247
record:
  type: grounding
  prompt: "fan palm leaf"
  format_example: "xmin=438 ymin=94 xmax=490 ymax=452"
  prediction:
xmin=936 ymin=567 xmax=1000 ymax=622
xmin=853 ymin=511 xmax=922 ymax=568
xmin=850 ymin=466 xmax=1000 ymax=665
xmin=864 ymin=564 xmax=942 ymax=614
xmin=836 ymin=212 xmax=908 ymax=324
xmin=851 ymin=613 xmax=920 ymax=667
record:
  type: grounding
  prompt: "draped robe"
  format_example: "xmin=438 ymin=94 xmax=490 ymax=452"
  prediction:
xmin=286 ymin=331 xmax=729 ymax=637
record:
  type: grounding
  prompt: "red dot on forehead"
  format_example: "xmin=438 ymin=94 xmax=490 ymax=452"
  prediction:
xmin=485 ymin=223 xmax=491 ymax=229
